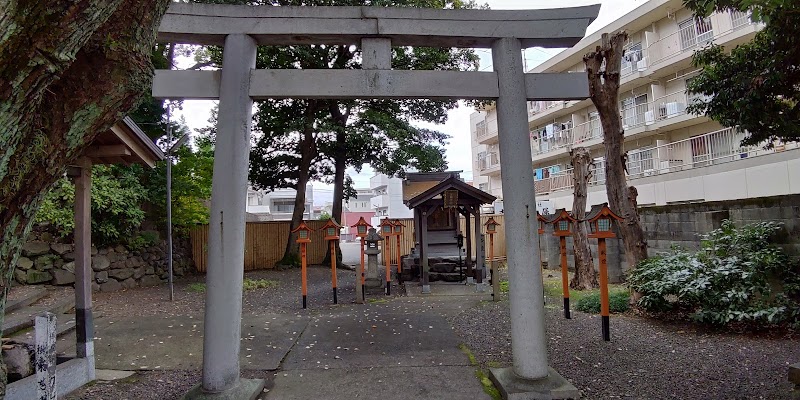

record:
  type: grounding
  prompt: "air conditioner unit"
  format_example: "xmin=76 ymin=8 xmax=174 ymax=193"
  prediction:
xmin=637 ymin=57 xmax=648 ymax=71
xmin=645 ymin=110 xmax=655 ymax=125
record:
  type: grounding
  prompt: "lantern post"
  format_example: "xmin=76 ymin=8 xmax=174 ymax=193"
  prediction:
xmin=587 ymin=204 xmax=624 ymax=341
xmin=379 ymin=218 xmax=395 ymax=295
xmin=391 ymin=219 xmax=405 ymax=281
xmin=537 ymin=211 xmax=547 ymax=269
xmin=484 ymin=217 xmax=500 ymax=301
xmin=291 ymin=222 xmax=313 ymax=309
xmin=351 ymin=217 xmax=372 ymax=304
xmin=321 ymin=218 xmax=342 ymax=304
xmin=550 ymin=209 xmax=577 ymax=319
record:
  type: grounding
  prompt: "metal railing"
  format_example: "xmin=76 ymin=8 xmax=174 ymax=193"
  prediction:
xmin=731 ymin=11 xmax=752 ymax=30
xmin=532 ymin=127 xmax=793 ymax=195
xmin=476 ymin=121 xmax=487 ymax=138
xmin=621 ymin=90 xmax=690 ymax=130
xmin=479 ymin=152 xmax=500 ymax=171
xmin=531 ymin=119 xmax=603 ymax=156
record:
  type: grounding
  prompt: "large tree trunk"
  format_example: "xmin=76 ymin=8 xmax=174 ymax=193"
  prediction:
xmin=322 ymin=102 xmax=350 ymax=267
xmin=569 ymin=147 xmax=598 ymax=290
xmin=584 ymin=32 xmax=648 ymax=270
xmin=0 ymin=0 xmax=170 ymax=393
xmin=281 ymin=101 xmax=319 ymax=266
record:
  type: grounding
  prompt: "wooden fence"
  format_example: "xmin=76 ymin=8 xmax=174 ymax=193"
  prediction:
xmin=188 ymin=215 xmax=508 ymax=272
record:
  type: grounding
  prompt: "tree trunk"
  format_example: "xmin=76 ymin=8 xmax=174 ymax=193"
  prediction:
xmin=280 ymin=101 xmax=318 ymax=267
xmin=583 ymin=32 xmax=649 ymax=270
xmin=0 ymin=0 xmax=171 ymax=393
xmin=322 ymin=102 xmax=350 ymax=267
xmin=569 ymin=147 xmax=597 ymax=290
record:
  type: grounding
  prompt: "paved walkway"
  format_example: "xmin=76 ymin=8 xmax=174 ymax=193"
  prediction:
xmin=65 ymin=284 xmax=492 ymax=400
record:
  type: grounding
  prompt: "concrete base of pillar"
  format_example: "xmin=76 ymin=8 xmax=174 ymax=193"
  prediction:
xmin=421 ymin=284 xmax=431 ymax=294
xmin=182 ymin=379 xmax=265 ymax=400
xmin=489 ymin=367 xmax=579 ymax=400
xmin=365 ymin=278 xmax=382 ymax=288
xmin=467 ymin=277 xmax=475 ymax=284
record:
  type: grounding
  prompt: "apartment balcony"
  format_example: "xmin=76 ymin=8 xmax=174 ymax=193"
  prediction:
xmin=645 ymin=13 xmax=759 ymax=73
xmin=370 ymin=174 xmax=389 ymax=190
xmin=478 ymin=152 xmax=501 ymax=176
xmin=531 ymin=119 xmax=603 ymax=161
xmin=371 ymin=194 xmax=389 ymax=209
xmin=533 ymin=127 xmax=797 ymax=196
xmin=477 ymin=125 xmax=498 ymax=145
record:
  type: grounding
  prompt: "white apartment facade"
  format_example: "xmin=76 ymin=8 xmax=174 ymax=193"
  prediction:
xmin=246 ymin=184 xmax=314 ymax=221
xmin=472 ymin=0 xmax=799 ymax=211
xmin=369 ymin=173 xmax=413 ymax=227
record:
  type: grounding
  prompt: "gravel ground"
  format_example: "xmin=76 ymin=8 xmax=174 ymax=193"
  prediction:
xmin=449 ymin=284 xmax=800 ymax=400
xmin=67 ymin=370 xmax=274 ymax=400
xmin=92 ymin=265 xmax=400 ymax=319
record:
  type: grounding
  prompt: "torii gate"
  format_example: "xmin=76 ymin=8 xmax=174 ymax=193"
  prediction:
xmin=154 ymin=4 xmax=599 ymax=399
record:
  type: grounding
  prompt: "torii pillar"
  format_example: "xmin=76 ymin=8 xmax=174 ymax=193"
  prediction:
xmin=488 ymin=37 xmax=580 ymax=399
xmin=184 ymin=34 xmax=266 ymax=399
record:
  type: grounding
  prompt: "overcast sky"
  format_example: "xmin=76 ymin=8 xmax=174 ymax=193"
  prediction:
xmin=173 ymin=0 xmax=646 ymax=205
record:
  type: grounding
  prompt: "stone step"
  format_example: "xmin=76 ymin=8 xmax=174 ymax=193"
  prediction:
xmin=429 ymin=272 xmax=465 ymax=283
xmin=4 ymin=288 xmax=48 ymax=315
xmin=9 ymin=312 xmax=94 ymax=345
xmin=790 ymin=363 xmax=800 ymax=388
xmin=2 ymin=297 xmax=76 ymax=337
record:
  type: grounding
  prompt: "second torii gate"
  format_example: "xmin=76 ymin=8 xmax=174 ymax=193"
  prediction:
xmin=153 ymin=4 xmax=599 ymax=399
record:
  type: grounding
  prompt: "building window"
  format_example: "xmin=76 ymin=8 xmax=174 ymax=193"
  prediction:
xmin=273 ymin=200 xmax=295 ymax=213
xmin=621 ymin=42 xmax=643 ymax=75
xmin=476 ymin=120 xmax=487 ymax=138
xmin=679 ymin=17 xmax=714 ymax=50
xmin=627 ymin=147 xmax=655 ymax=177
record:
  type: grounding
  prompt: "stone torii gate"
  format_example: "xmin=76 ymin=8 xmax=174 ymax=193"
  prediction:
xmin=154 ymin=4 xmax=599 ymax=399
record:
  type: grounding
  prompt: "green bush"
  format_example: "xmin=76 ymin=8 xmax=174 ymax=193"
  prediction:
xmin=128 ymin=231 xmax=160 ymax=251
xmin=628 ymin=220 xmax=800 ymax=327
xmin=36 ymin=165 xmax=147 ymax=246
xmin=575 ymin=290 xmax=630 ymax=314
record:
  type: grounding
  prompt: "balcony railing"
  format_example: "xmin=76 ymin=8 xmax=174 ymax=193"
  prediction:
xmin=621 ymin=90 xmax=691 ymax=130
xmin=479 ymin=152 xmax=500 ymax=171
xmin=731 ymin=11 xmax=752 ymax=30
xmin=533 ymin=127 xmax=793 ymax=195
xmin=531 ymin=119 xmax=603 ymax=156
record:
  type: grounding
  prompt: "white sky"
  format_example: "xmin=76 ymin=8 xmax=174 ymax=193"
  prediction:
xmin=173 ymin=0 xmax=646 ymax=205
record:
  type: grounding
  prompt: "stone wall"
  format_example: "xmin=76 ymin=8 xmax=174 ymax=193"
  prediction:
xmin=14 ymin=229 xmax=194 ymax=292
xmin=541 ymin=194 xmax=800 ymax=283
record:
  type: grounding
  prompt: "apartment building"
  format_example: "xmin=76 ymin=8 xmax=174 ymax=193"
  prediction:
xmin=369 ymin=173 xmax=413 ymax=227
xmin=246 ymin=184 xmax=315 ymax=221
xmin=472 ymin=0 xmax=799 ymax=210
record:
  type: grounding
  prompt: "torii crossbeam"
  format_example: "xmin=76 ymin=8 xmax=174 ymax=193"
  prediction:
xmin=153 ymin=4 xmax=599 ymax=400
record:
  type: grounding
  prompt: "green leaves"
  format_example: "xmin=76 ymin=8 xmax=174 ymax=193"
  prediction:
xmin=684 ymin=0 xmax=800 ymax=146
xmin=36 ymin=165 xmax=148 ymax=246
xmin=628 ymin=220 xmax=800 ymax=327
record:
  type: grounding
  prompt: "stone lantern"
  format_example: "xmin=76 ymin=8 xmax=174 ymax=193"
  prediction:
xmin=351 ymin=217 xmax=372 ymax=303
xmin=537 ymin=211 xmax=547 ymax=235
xmin=364 ymin=228 xmax=384 ymax=288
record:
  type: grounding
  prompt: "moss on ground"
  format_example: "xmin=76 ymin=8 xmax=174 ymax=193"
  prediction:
xmin=459 ymin=343 xmax=502 ymax=400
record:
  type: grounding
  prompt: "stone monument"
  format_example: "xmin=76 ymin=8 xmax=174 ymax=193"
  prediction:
xmin=364 ymin=228 xmax=383 ymax=289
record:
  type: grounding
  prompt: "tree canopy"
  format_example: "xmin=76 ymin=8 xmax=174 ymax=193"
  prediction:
xmin=684 ymin=0 xmax=800 ymax=146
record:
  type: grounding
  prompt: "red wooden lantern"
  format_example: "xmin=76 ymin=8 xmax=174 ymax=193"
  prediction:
xmin=550 ymin=209 xmax=576 ymax=237
xmin=292 ymin=221 xmax=313 ymax=244
xmin=537 ymin=212 xmax=547 ymax=235
xmin=587 ymin=204 xmax=623 ymax=239
xmin=378 ymin=218 xmax=395 ymax=237
xmin=484 ymin=216 xmax=500 ymax=234
xmin=391 ymin=219 xmax=405 ymax=236
xmin=351 ymin=217 xmax=372 ymax=238
xmin=320 ymin=218 xmax=342 ymax=241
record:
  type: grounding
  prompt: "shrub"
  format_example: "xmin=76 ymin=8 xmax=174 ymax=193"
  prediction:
xmin=242 ymin=278 xmax=278 ymax=290
xmin=628 ymin=220 xmax=800 ymax=327
xmin=575 ymin=290 xmax=630 ymax=314
xmin=128 ymin=231 xmax=160 ymax=251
